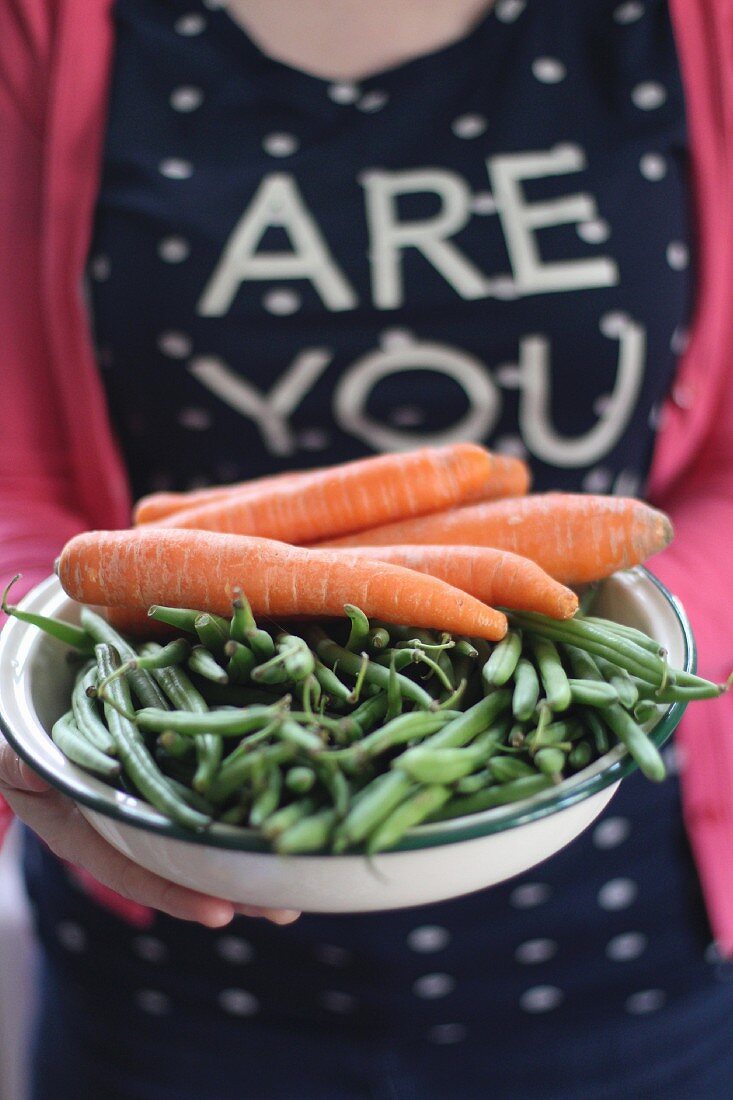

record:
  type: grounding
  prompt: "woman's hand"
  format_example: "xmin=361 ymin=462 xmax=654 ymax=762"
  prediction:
xmin=0 ymin=737 xmax=300 ymax=927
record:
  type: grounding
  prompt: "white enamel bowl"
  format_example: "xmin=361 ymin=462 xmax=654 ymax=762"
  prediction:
xmin=0 ymin=569 xmax=692 ymax=912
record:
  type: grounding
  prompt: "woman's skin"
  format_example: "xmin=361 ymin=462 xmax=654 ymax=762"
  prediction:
xmin=0 ymin=0 xmax=497 ymax=926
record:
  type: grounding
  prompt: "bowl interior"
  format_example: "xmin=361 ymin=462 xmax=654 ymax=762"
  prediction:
xmin=0 ymin=569 xmax=693 ymax=853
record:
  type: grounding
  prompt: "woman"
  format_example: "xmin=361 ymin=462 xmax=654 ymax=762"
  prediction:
xmin=1 ymin=1 xmax=733 ymax=1096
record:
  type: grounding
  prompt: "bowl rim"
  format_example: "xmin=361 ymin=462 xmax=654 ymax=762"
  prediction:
xmin=0 ymin=568 xmax=693 ymax=855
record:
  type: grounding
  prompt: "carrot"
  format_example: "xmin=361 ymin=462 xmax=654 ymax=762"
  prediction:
xmin=57 ymin=528 xmax=508 ymax=640
xmin=133 ymin=470 xmax=311 ymax=525
xmin=332 ymin=545 xmax=578 ymax=619
xmin=154 ymin=444 xmax=497 ymax=544
xmin=316 ymin=494 xmax=674 ymax=585
xmin=462 ymin=454 xmax=531 ymax=502
xmin=103 ymin=606 xmax=176 ymax=639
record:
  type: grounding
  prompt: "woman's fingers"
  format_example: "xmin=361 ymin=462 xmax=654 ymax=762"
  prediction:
xmin=0 ymin=738 xmax=51 ymax=794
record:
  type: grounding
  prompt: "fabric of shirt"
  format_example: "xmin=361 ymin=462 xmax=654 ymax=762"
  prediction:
xmin=24 ymin=1 xmax=733 ymax=1098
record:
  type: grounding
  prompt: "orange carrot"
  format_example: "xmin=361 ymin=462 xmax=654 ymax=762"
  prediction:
xmin=332 ymin=545 xmax=578 ymax=619
xmin=462 ymin=454 xmax=531 ymax=502
xmin=57 ymin=528 xmax=508 ymax=640
xmin=133 ymin=470 xmax=311 ymax=525
xmin=154 ymin=444 xmax=497 ymax=544
xmin=316 ymin=494 xmax=674 ymax=585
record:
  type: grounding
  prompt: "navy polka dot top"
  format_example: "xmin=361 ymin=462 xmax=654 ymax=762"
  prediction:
xmin=38 ymin=1 xmax=733 ymax=1095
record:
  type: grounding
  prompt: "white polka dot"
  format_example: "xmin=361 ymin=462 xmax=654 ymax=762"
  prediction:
xmin=328 ymin=82 xmax=360 ymax=105
xmin=613 ymin=470 xmax=641 ymax=497
xmin=552 ymin=142 xmax=584 ymax=159
xmin=56 ymin=921 xmax=87 ymax=952
xmin=491 ymin=275 xmax=519 ymax=300
xmin=640 ymin=153 xmax=667 ymax=181
xmin=178 ymin=406 xmax=212 ymax=431
xmin=577 ymin=218 xmax=610 ymax=244
xmin=597 ymin=878 xmax=638 ymax=911
xmin=593 ymin=393 xmax=613 ymax=416
xmin=582 ymin=466 xmax=613 ymax=493
xmin=606 ymin=932 xmax=648 ymax=961
xmin=388 ymin=405 xmax=425 ymax=427
xmin=510 ymin=882 xmax=551 ymax=909
xmin=515 ymin=938 xmax=558 ymax=965
xmin=263 ymin=288 xmax=301 ymax=315
xmin=380 ymin=327 xmax=414 ymax=351
xmin=158 ymin=331 xmax=192 ymax=358
xmin=262 ymin=132 xmax=299 ymax=157
xmin=218 ymin=988 xmax=259 ymax=1016
xmin=614 ymin=1 xmax=644 ymax=23
xmin=666 ymin=241 xmax=689 ymax=270
xmin=407 ymin=925 xmax=451 ymax=953
xmin=427 ymin=1023 xmax=467 ymax=1045
xmin=413 ymin=973 xmax=456 ymax=999
xmin=174 ymin=13 xmax=206 ymax=36
xmin=452 ymin=113 xmax=488 ymax=139
xmin=632 ymin=82 xmax=667 ymax=110
xmin=496 ymin=364 xmax=522 ymax=388
xmin=135 ymin=989 xmax=171 ymax=1015
xmin=532 ymin=57 xmax=567 ymax=84
xmin=320 ymin=990 xmax=357 ymax=1013
xmin=471 ymin=191 xmax=497 ymax=215
xmin=520 ymin=985 xmax=564 ymax=1012
xmin=599 ymin=311 xmax=631 ymax=339
xmin=670 ymin=326 xmax=689 ymax=355
xmin=132 ymin=935 xmax=168 ymax=963
xmin=357 ymin=90 xmax=389 ymax=113
xmin=90 ymin=254 xmax=111 ymax=281
xmin=625 ymin=989 xmax=666 ymax=1014
xmin=495 ymin=0 xmax=526 ymax=23
xmin=297 ymin=428 xmax=331 ymax=451
xmin=648 ymin=403 xmax=662 ymax=430
xmin=158 ymin=236 xmax=190 ymax=263
xmin=494 ymin=434 xmax=528 ymax=459
xmin=593 ymin=817 xmax=631 ymax=848
xmin=170 ymin=85 xmax=204 ymax=112
xmin=705 ymin=941 xmax=723 ymax=964
xmin=314 ymin=944 xmax=352 ymax=966
xmin=202 ymin=0 xmax=225 ymax=8
xmin=159 ymin=158 xmax=194 ymax=180
xmin=662 ymin=742 xmax=685 ymax=775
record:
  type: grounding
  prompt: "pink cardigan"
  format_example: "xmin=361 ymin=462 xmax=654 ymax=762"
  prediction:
xmin=2 ymin=0 xmax=733 ymax=945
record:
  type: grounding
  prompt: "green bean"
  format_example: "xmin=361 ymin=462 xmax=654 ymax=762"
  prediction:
xmin=534 ymin=747 xmax=566 ymax=781
xmin=600 ymin=702 xmax=666 ymax=781
xmin=488 ymin=756 xmax=536 ymax=782
xmin=285 ymin=766 xmax=316 ymax=794
xmin=249 ymin=766 xmax=283 ymax=827
xmin=340 ymin=693 xmax=389 ymax=739
xmin=146 ymin=605 xmax=200 ymax=633
xmin=157 ymin=730 xmax=195 ymax=758
xmin=454 ymin=768 xmax=494 ymax=795
xmin=97 ymin=638 xmax=191 ymax=696
xmin=275 ymin=807 xmax=338 ymax=853
xmin=593 ymin=656 xmax=639 ymax=708
xmin=261 ymin=797 xmax=317 ymax=841
xmin=364 ymin=627 xmax=391 ymax=653
xmin=427 ymin=689 xmax=512 ymax=749
xmin=164 ymin=778 xmax=215 ymax=816
xmin=313 ymin=758 xmax=350 ymax=818
xmin=563 ymin=644 xmax=604 ymax=682
xmin=276 ymin=718 xmax=325 ymax=754
xmin=188 ymin=645 xmax=228 ymax=684
xmin=309 ymin=628 xmax=433 ymax=709
xmin=375 ymin=648 xmax=414 ymax=672
xmin=396 ymin=726 xmax=503 ymax=785
xmin=579 ymin=615 xmax=667 ymax=657
xmin=526 ymin=716 xmax=582 ymax=752
xmin=529 ymin=636 xmax=572 ymax=712
xmin=366 ymin=785 xmax=452 ymax=853
xmin=95 ymin=645 xmax=210 ymax=829
xmin=347 ymin=652 xmax=370 ymax=704
xmin=219 ymin=802 xmax=250 ymax=825
xmin=344 ymin=605 xmax=370 ymax=652
xmin=636 ymin=681 xmax=726 ymax=702
xmin=429 ymin=774 xmax=554 ymax=821
xmin=3 ymin=577 xmax=96 ymax=651
xmin=208 ymin=743 xmax=294 ymax=805
xmin=568 ymin=741 xmax=593 ymax=770
xmin=275 ymin=635 xmax=316 ymax=683
xmin=482 ymin=630 xmax=522 ymax=688
xmin=136 ymin=704 xmax=284 ymax=737
xmin=224 ymin=639 xmax=257 ymax=684
xmin=577 ymin=584 xmax=599 ymax=615
xmin=579 ymin=706 xmax=610 ymax=755
xmin=568 ymin=679 xmax=619 ymax=708
xmin=51 ymin=711 xmax=121 ymax=778
xmin=81 ymin=608 xmax=170 ymax=709
xmin=512 ymin=657 xmax=540 ymax=722
xmin=313 ymin=657 xmax=353 ymax=703
xmin=508 ymin=723 xmax=526 ymax=749
xmin=633 ymin=699 xmax=661 ymax=724
xmin=195 ymin=613 xmax=230 ymax=658
xmin=71 ymin=666 xmax=116 ymax=753
xmin=455 ymin=639 xmax=479 ymax=660
xmin=140 ymin=643 xmax=223 ymax=793
xmin=386 ymin=654 xmax=402 ymax=721
xmin=332 ymin=771 xmax=419 ymax=851
xmin=231 ymin=589 xmax=275 ymax=660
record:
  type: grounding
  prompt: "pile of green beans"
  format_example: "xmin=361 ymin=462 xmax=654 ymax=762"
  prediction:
xmin=8 ymin=583 xmax=729 ymax=855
